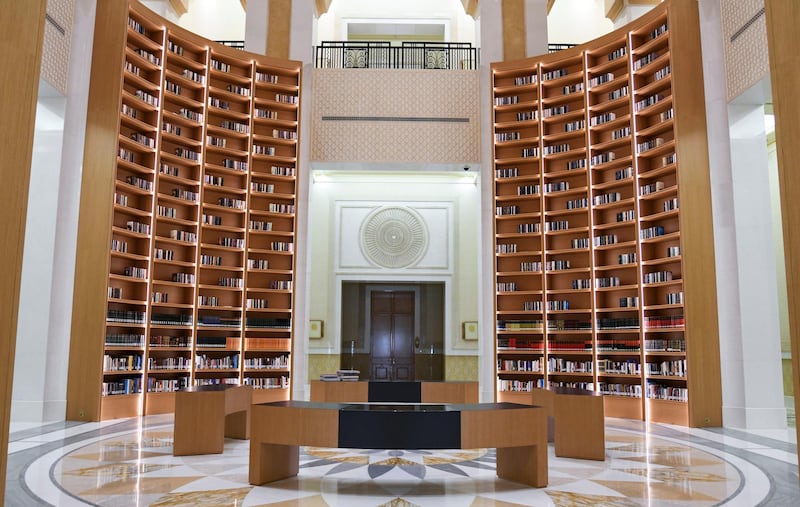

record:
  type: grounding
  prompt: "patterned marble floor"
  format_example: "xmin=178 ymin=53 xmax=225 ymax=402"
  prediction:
xmin=6 ymin=415 xmax=799 ymax=506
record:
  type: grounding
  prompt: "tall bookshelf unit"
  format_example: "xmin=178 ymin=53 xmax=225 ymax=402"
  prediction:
xmin=68 ymin=0 xmax=301 ymax=420
xmin=492 ymin=0 xmax=721 ymax=427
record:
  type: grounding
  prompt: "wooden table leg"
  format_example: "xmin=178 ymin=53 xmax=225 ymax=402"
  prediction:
xmin=249 ymin=442 xmax=300 ymax=485
xmin=173 ymin=391 xmax=225 ymax=456
xmin=225 ymin=410 xmax=249 ymax=440
xmin=496 ymin=444 xmax=548 ymax=487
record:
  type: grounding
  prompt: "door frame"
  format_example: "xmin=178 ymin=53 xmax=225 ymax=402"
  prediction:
xmin=333 ymin=275 xmax=452 ymax=356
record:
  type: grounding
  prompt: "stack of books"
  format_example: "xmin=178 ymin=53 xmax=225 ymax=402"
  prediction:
xmin=318 ymin=369 xmax=361 ymax=382
xmin=337 ymin=369 xmax=360 ymax=381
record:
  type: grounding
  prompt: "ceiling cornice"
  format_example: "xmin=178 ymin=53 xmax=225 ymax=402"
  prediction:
xmin=606 ymin=0 xmax=662 ymax=22
xmin=315 ymin=0 xmax=332 ymax=16
xmin=462 ymin=0 xmax=478 ymax=18
xmin=605 ymin=0 xmax=624 ymax=22
xmin=168 ymin=0 xmax=188 ymax=16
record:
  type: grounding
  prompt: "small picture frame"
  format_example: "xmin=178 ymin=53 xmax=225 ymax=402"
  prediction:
xmin=462 ymin=321 xmax=478 ymax=341
xmin=309 ymin=320 xmax=324 ymax=339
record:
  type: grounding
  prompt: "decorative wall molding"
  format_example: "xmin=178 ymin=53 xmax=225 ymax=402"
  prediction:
xmin=336 ymin=201 xmax=452 ymax=273
xmin=359 ymin=207 xmax=429 ymax=269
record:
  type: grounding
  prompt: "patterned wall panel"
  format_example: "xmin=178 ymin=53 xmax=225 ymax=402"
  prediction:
xmin=311 ymin=69 xmax=481 ymax=164
xmin=720 ymin=0 xmax=768 ymax=101
xmin=41 ymin=0 xmax=77 ymax=95
xmin=445 ymin=355 xmax=478 ymax=381
xmin=308 ymin=354 xmax=341 ymax=381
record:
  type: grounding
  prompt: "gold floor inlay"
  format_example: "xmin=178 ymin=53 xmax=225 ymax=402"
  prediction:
xmin=50 ymin=424 xmax=748 ymax=507
xmin=148 ymin=487 xmax=252 ymax=506
xmin=546 ymin=491 xmax=641 ymax=507
xmin=78 ymin=476 xmax=201 ymax=496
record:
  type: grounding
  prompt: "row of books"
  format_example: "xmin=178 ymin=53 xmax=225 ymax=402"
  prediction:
xmin=319 ymin=369 xmax=360 ymax=382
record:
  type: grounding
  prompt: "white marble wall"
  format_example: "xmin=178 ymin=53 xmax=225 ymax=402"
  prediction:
xmin=699 ymin=0 xmax=786 ymax=429
xmin=727 ymin=101 xmax=786 ymax=428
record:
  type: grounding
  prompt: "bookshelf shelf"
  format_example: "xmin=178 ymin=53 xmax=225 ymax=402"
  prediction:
xmin=68 ymin=0 xmax=300 ymax=421
xmin=492 ymin=0 xmax=720 ymax=426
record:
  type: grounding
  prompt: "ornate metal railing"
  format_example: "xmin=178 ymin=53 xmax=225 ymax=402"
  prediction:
xmin=314 ymin=41 xmax=480 ymax=70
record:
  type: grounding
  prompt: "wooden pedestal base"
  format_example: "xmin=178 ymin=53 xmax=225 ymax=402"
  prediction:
xmin=173 ymin=385 xmax=252 ymax=456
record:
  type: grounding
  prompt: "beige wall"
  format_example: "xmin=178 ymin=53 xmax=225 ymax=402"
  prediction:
xmin=721 ymin=0 xmax=769 ymax=101
xmin=311 ymin=69 xmax=480 ymax=165
xmin=41 ymin=0 xmax=77 ymax=94
xmin=445 ymin=355 xmax=478 ymax=381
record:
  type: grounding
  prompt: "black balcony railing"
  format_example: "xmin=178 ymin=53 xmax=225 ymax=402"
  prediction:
xmin=216 ymin=40 xmax=245 ymax=50
xmin=549 ymin=43 xmax=577 ymax=53
xmin=314 ymin=41 xmax=480 ymax=70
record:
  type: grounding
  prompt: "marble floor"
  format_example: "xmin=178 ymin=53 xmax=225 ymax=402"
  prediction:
xmin=5 ymin=416 xmax=799 ymax=506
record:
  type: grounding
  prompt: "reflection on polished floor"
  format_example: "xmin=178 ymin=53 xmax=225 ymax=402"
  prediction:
xmin=5 ymin=415 xmax=799 ymax=506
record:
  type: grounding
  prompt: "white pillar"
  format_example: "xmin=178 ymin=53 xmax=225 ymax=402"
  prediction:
xmin=525 ymin=0 xmax=549 ymax=56
xmin=698 ymin=0 xmax=786 ymax=428
xmin=478 ymin=0 xmax=503 ymax=402
xmin=728 ymin=102 xmax=787 ymax=428
xmin=290 ymin=0 xmax=314 ymax=400
xmin=244 ymin=0 xmax=268 ymax=54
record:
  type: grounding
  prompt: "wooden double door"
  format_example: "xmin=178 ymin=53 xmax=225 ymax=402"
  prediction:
xmin=370 ymin=291 xmax=415 ymax=381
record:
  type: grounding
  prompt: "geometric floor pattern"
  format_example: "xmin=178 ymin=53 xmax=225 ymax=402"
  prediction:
xmin=51 ymin=424 xmax=745 ymax=506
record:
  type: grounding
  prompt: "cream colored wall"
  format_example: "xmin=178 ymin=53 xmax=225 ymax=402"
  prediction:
xmin=175 ymin=0 xmax=246 ymax=41
xmin=548 ymin=0 xmax=613 ymax=44
xmin=316 ymin=0 xmax=476 ymax=44
xmin=307 ymin=173 xmax=481 ymax=364
xmin=311 ymin=69 xmax=480 ymax=164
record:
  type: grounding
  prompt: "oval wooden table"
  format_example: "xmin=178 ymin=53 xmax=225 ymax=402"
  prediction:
xmin=249 ymin=401 xmax=548 ymax=488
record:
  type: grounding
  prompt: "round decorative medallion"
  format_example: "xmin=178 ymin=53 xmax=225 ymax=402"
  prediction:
xmin=359 ymin=207 xmax=429 ymax=268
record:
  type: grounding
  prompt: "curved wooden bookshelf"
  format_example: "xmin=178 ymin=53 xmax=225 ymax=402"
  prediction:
xmin=67 ymin=0 xmax=300 ymax=420
xmin=491 ymin=0 xmax=720 ymax=427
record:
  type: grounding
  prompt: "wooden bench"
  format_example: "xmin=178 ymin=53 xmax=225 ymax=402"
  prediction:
xmin=173 ymin=384 xmax=252 ymax=456
xmin=249 ymin=401 xmax=548 ymax=488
